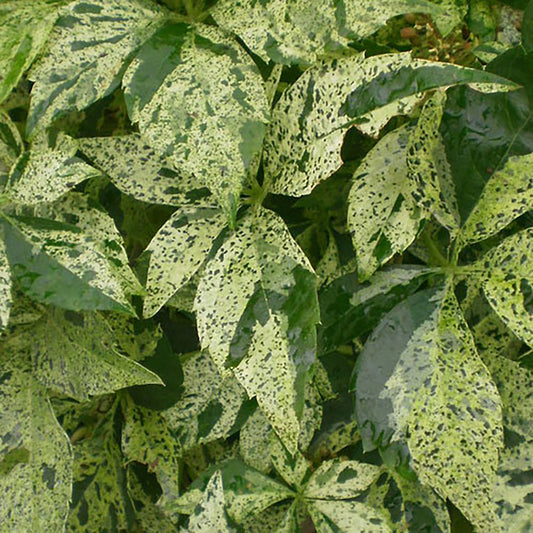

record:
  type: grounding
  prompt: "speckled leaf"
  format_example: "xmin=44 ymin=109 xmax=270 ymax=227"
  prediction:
xmin=269 ymin=433 xmax=309 ymax=489
xmin=307 ymin=499 xmax=389 ymax=533
xmin=187 ymin=470 xmax=234 ymax=533
xmin=195 ymin=207 xmax=319 ymax=452
xmin=143 ymin=204 xmax=226 ymax=317
xmin=123 ymin=22 xmax=269 ymax=222
xmin=121 ymin=398 xmax=181 ymax=508
xmin=29 ymin=308 xmax=161 ymax=401
xmin=0 ymin=1 xmax=58 ymax=104
xmin=2 ymin=214 xmax=136 ymax=314
xmin=162 ymin=351 xmax=253 ymax=452
xmin=461 ymin=153 xmax=533 ymax=245
xmin=7 ymin=134 xmax=101 ymax=205
xmin=263 ymin=52 xmax=517 ymax=197
xmin=0 ymin=358 xmax=72 ymax=532
xmin=348 ymin=125 xmax=426 ymax=280
xmin=240 ymin=409 xmax=273 ymax=474
xmin=305 ymin=459 xmax=380 ymax=500
xmin=480 ymin=228 xmax=533 ymax=347
xmin=78 ymin=134 xmax=207 ymax=206
xmin=0 ymin=237 xmax=12 ymax=329
xmin=27 ymin=0 xmax=164 ymax=136
xmin=407 ymin=91 xmax=460 ymax=233
xmin=0 ymin=108 xmax=23 ymax=183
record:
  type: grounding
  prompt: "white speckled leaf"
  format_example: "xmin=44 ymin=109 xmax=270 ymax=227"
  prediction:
xmin=264 ymin=53 xmax=517 ymax=197
xmin=143 ymin=204 xmax=226 ymax=317
xmin=407 ymin=91 xmax=460 ymax=233
xmin=269 ymin=433 xmax=309 ymax=489
xmin=0 ymin=237 xmax=12 ymax=329
xmin=480 ymin=228 xmax=533 ymax=347
xmin=162 ymin=351 xmax=252 ymax=453
xmin=29 ymin=308 xmax=161 ymax=401
xmin=461 ymin=153 xmax=533 ymax=245
xmin=7 ymin=134 xmax=101 ymax=205
xmin=27 ymin=0 xmax=164 ymax=136
xmin=123 ymin=22 xmax=269 ymax=222
xmin=305 ymin=459 xmax=380 ymax=500
xmin=0 ymin=108 xmax=23 ymax=182
xmin=78 ymin=134 xmax=208 ymax=206
xmin=0 ymin=1 xmax=58 ymax=104
xmin=0 ymin=358 xmax=72 ymax=533
xmin=348 ymin=124 xmax=426 ymax=280
xmin=239 ymin=409 xmax=273 ymax=474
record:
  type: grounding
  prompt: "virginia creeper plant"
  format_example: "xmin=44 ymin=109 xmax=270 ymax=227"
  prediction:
xmin=1 ymin=0 xmax=533 ymax=531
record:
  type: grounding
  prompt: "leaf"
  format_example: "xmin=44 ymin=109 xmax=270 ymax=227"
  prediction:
xmin=2 ymin=213 xmax=136 ymax=314
xmin=524 ymin=0 xmax=533 ymax=51
xmin=123 ymin=22 xmax=269 ymax=222
xmin=269 ymin=433 xmax=309 ymax=489
xmin=348 ymin=125 xmax=426 ymax=280
xmin=480 ymin=228 xmax=533 ymax=347
xmin=143 ymin=204 xmax=226 ymax=317
xmin=263 ymin=52 xmax=518 ymax=197
xmin=195 ymin=207 xmax=319 ymax=452
xmin=26 ymin=0 xmax=164 ymax=136
xmin=406 ymin=91 xmax=460 ymax=233
xmin=354 ymin=287 xmax=503 ymax=529
xmin=0 ymin=0 xmax=58 ymax=104
xmin=0 ymin=236 xmax=12 ymax=329
xmin=0 ymin=108 xmax=23 ymax=182
xmin=7 ymin=134 xmax=101 ymax=205
xmin=460 ymin=153 xmax=533 ymax=245
xmin=29 ymin=308 xmax=161 ymax=401
xmin=162 ymin=351 xmax=253 ymax=453
xmin=0 ymin=358 xmax=72 ymax=532
xmin=239 ymin=409 xmax=273 ymax=474
xmin=78 ymin=134 xmax=209 ymax=206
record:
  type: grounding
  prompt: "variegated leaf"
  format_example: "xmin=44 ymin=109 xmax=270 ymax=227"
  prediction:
xmin=123 ymin=22 xmax=269 ymax=222
xmin=480 ymin=228 xmax=533 ymax=347
xmin=0 ymin=357 xmax=72 ymax=532
xmin=348 ymin=124 xmax=426 ymax=280
xmin=0 ymin=107 xmax=23 ymax=183
xmin=407 ymin=91 xmax=460 ymax=233
xmin=461 ymin=153 xmax=533 ymax=245
xmin=263 ymin=53 xmax=517 ymax=197
xmin=29 ymin=309 xmax=161 ymax=401
xmin=7 ymin=134 xmax=101 ymax=205
xmin=0 ymin=0 xmax=58 ymax=104
xmin=239 ymin=409 xmax=273 ymax=474
xmin=269 ymin=433 xmax=309 ymax=489
xmin=143 ymin=204 xmax=226 ymax=317
xmin=0 ymin=236 xmax=12 ymax=329
xmin=27 ymin=0 xmax=164 ymax=136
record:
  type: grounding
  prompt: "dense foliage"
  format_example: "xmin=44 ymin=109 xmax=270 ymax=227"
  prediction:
xmin=1 ymin=0 xmax=532 ymax=531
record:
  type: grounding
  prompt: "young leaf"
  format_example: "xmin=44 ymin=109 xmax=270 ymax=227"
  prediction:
xmin=27 ymin=0 xmax=164 ymax=136
xmin=348 ymin=125 xmax=426 ymax=280
xmin=460 ymin=153 xmax=533 ymax=245
xmin=0 ymin=358 xmax=72 ymax=532
xmin=123 ymin=22 xmax=269 ymax=222
xmin=0 ymin=237 xmax=12 ymax=329
xmin=29 ymin=309 xmax=162 ymax=402
xmin=480 ymin=228 xmax=533 ymax=347
xmin=407 ymin=91 xmax=460 ymax=233
xmin=143 ymin=204 xmax=226 ymax=317
xmin=263 ymin=52 xmax=517 ymax=197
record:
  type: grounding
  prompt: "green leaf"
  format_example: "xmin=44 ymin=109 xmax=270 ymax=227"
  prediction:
xmin=0 ymin=0 xmax=58 ymax=105
xmin=195 ymin=207 xmax=319 ymax=452
xmin=407 ymin=91 xmax=460 ymax=233
xmin=123 ymin=22 xmax=269 ymax=222
xmin=0 ymin=236 xmax=12 ymax=329
xmin=348 ymin=125 xmax=426 ymax=280
xmin=480 ymin=228 xmax=533 ymax=347
xmin=354 ymin=287 xmax=503 ymax=529
xmin=78 ymin=134 xmax=208 ymax=206
xmin=26 ymin=0 xmax=164 ymax=136
xmin=29 ymin=308 xmax=161 ymax=401
xmin=7 ymin=134 xmax=101 ymax=205
xmin=460 ymin=153 xmax=533 ymax=245
xmin=263 ymin=52 xmax=518 ymax=197
xmin=143 ymin=204 xmax=226 ymax=318
xmin=0 ymin=357 xmax=72 ymax=532
xmin=524 ymin=1 xmax=533 ymax=51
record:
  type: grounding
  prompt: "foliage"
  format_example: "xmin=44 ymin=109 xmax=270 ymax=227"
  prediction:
xmin=0 ymin=0 xmax=532 ymax=531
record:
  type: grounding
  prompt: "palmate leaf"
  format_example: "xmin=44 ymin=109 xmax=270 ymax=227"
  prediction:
xmin=26 ymin=0 xmax=165 ymax=136
xmin=263 ymin=52 xmax=517 ymax=198
xmin=123 ymin=22 xmax=269 ymax=223
xmin=0 ymin=0 xmax=58 ymax=105
xmin=348 ymin=125 xmax=426 ymax=280
xmin=353 ymin=286 xmax=503 ymax=530
xmin=0 ymin=356 xmax=72 ymax=533
xmin=195 ymin=206 xmax=319 ymax=452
